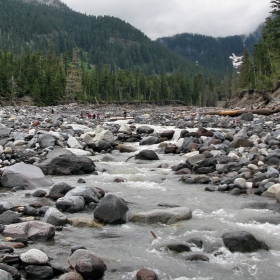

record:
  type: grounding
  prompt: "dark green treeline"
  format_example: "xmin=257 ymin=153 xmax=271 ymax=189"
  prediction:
xmin=0 ymin=48 xmax=219 ymax=106
xmin=238 ymin=0 xmax=280 ymax=91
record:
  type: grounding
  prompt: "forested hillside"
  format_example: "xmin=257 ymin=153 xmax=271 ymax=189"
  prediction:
xmin=156 ymin=26 xmax=263 ymax=78
xmin=237 ymin=1 xmax=280 ymax=92
xmin=0 ymin=0 xmax=201 ymax=75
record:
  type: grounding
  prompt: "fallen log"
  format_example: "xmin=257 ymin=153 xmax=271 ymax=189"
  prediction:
xmin=196 ymin=107 xmax=280 ymax=117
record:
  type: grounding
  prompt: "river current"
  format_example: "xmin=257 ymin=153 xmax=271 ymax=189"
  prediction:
xmin=2 ymin=121 xmax=280 ymax=280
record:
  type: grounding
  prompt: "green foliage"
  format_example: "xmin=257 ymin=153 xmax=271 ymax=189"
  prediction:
xmin=156 ymin=31 xmax=262 ymax=79
xmin=0 ymin=47 xmax=221 ymax=106
xmin=0 ymin=0 xmax=203 ymax=76
xmin=237 ymin=1 xmax=280 ymax=91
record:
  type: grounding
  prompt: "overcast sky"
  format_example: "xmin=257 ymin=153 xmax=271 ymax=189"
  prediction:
xmin=62 ymin=0 xmax=272 ymax=40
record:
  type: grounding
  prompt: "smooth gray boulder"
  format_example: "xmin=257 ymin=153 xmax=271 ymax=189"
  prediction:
xmin=0 ymin=269 xmax=13 ymax=280
xmin=1 ymin=163 xmax=53 ymax=189
xmin=136 ymin=125 xmax=154 ymax=134
xmin=37 ymin=154 xmax=96 ymax=175
xmin=135 ymin=150 xmax=159 ymax=160
xmin=94 ymin=194 xmax=129 ymax=224
xmin=222 ymin=231 xmax=268 ymax=253
xmin=37 ymin=133 xmax=56 ymax=148
xmin=65 ymin=186 xmax=99 ymax=204
xmin=0 ymin=210 xmax=20 ymax=225
xmin=0 ymin=202 xmax=14 ymax=214
xmin=139 ymin=136 xmax=159 ymax=145
xmin=44 ymin=207 xmax=68 ymax=226
xmin=2 ymin=221 xmax=55 ymax=241
xmin=48 ymin=182 xmax=74 ymax=200
xmin=20 ymin=249 xmax=49 ymax=264
xmin=56 ymin=196 xmax=85 ymax=213
xmin=130 ymin=207 xmax=192 ymax=225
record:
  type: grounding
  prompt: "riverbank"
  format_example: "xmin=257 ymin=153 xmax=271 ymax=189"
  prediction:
xmin=0 ymin=104 xmax=280 ymax=279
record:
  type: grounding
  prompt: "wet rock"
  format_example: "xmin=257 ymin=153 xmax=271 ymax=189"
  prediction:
xmin=139 ymin=136 xmax=159 ymax=145
xmin=130 ymin=207 xmax=192 ymax=225
xmin=20 ymin=248 xmax=49 ymax=264
xmin=2 ymin=221 xmax=55 ymax=241
xmin=65 ymin=186 xmax=99 ymax=204
xmin=56 ymin=196 xmax=85 ymax=213
xmin=136 ymin=268 xmax=158 ymax=280
xmin=155 ymin=241 xmax=191 ymax=253
xmin=160 ymin=130 xmax=175 ymax=140
xmin=38 ymin=153 xmax=96 ymax=175
xmin=58 ymin=272 xmax=83 ymax=280
xmin=0 ymin=202 xmax=14 ymax=215
xmin=96 ymin=139 xmax=113 ymax=152
xmin=0 ymin=263 xmax=20 ymax=279
xmin=1 ymin=162 xmax=53 ymax=190
xmin=184 ymin=252 xmax=209 ymax=261
xmin=136 ymin=125 xmax=154 ymax=134
xmin=117 ymin=144 xmax=137 ymax=153
xmin=94 ymin=194 xmax=129 ymax=224
xmin=44 ymin=207 xmax=68 ymax=226
xmin=0 ymin=269 xmax=13 ymax=280
xmin=135 ymin=150 xmax=159 ymax=160
xmin=71 ymin=245 xmax=87 ymax=254
xmin=25 ymin=265 xmax=53 ymax=280
xmin=75 ymin=253 xmax=106 ymax=280
xmin=48 ymin=182 xmax=75 ymax=200
xmin=0 ymin=210 xmax=20 ymax=225
xmin=32 ymin=189 xmax=47 ymax=197
xmin=222 ymin=231 xmax=268 ymax=253
xmin=186 ymin=237 xmax=203 ymax=248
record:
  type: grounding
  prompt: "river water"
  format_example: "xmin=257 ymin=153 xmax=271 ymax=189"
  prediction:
xmin=2 ymin=121 xmax=280 ymax=280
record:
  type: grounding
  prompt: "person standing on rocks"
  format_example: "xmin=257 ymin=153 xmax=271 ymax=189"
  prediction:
xmin=123 ymin=109 xmax=127 ymax=119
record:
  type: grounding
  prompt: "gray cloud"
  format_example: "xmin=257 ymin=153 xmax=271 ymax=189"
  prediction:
xmin=62 ymin=0 xmax=271 ymax=39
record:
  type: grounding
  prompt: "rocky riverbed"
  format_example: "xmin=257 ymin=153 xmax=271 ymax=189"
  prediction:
xmin=0 ymin=104 xmax=280 ymax=279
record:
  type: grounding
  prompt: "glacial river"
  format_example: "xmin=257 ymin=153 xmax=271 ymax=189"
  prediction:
xmin=2 ymin=122 xmax=280 ymax=280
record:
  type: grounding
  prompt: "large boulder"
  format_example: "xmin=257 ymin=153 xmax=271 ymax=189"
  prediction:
xmin=44 ymin=207 xmax=68 ymax=226
xmin=65 ymin=186 xmax=99 ymax=204
xmin=135 ymin=150 xmax=159 ymax=160
xmin=0 ymin=126 xmax=12 ymax=138
xmin=136 ymin=268 xmax=158 ymax=280
xmin=130 ymin=207 xmax=192 ymax=225
xmin=20 ymin=249 xmax=49 ymax=264
xmin=136 ymin=125 xmax=154 ymax=134
xmin=75 ymin=254 xmax=106 ymax=280
xmin=2 ymin=221 xmax=55 ymax=241
xmin=37 ymin=154 xmax=95 ymax=175
xmin=0 ymin=269 xmax=13 ymax=280
xmin=94 ymin=194 xmax=129 ymax=224
xmin=37 ymin=133 xmax=56 ymax=148
xmin=48 ymin=182 xmax=75 ymax=200
xmin=1 ymin=163 xmax=53 ymax=189
xmin=222 ymin=231 xmax=268 ymax=253
xmin=0 ymin=210 xmax=20 ymax=225
xmin=139 ymin=136 xmax=159 ymax=145
xmin=93 ymin=130 xmax=114 ymax=144
xmin=56 ymin=196 xmax=85 ymax=213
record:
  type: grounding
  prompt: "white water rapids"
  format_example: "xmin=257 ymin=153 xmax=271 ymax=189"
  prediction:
xmin=2 ymin=121 xmax=280 ymax=279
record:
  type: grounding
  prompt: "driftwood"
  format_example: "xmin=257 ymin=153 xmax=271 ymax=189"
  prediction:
xmin=150 ymin=230 xmax=157 ymax=239
xmin=189 ymin=107 xmax=280 ymax=117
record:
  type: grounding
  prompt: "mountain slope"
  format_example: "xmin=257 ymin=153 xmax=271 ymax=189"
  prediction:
xmin=0 ymin=0 xmax=204 ymax=76
xmin=156 ymin=26 xmax=263 ymax=77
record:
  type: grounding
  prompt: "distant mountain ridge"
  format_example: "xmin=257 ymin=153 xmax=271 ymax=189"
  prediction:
xmin=156 ymin=23 xmax=264 ymax=77
xmin=19 ymin=0 xmax=67 ymax=8
xmin=0 ymin=0 xmax=203 ymax=76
